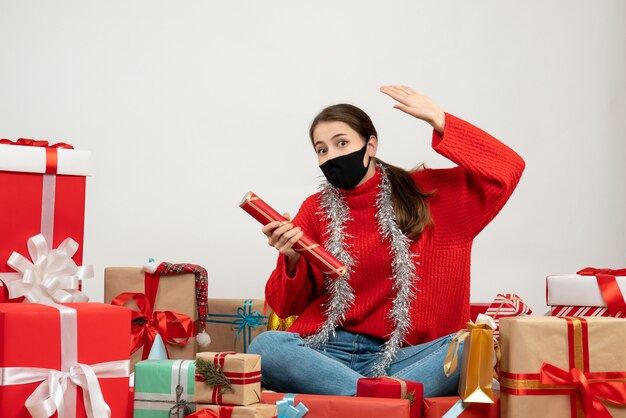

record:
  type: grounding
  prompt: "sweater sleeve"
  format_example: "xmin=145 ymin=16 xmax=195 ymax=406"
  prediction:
xmin=416 ymin=113 xmax=525 ymax=245
xmin=264 ymin=194 xmax=326 ymax=318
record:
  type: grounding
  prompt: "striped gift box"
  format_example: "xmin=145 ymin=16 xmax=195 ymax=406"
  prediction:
xmin=551 ymin=305 xmax=626 ymax=318
xmin=484 ymin=294 xmax=532 ymax=338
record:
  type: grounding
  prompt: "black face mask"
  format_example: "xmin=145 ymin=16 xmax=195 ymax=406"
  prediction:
xmin=319 ymin=141 xmax=371 ymax=190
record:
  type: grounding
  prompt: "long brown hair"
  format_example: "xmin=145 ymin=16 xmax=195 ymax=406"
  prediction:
xmin=309 ymin=104 xmax=433 ymax=240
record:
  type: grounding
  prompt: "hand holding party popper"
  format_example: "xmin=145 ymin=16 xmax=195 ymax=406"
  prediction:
xmin=239 ymin=191 xmax=346 ymax=279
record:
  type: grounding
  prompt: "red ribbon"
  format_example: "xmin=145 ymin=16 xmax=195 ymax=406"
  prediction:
xmin=186 ymin=409 xmax=219 ymax=418
xmin=577 ymin=267 xmax=626 ymax=316
xmin=0 ymin=137 xmax=74 ymax=174
xmin=540 ymin=363 xmax=626 ymax=418
xmin=111 ymin=292 xmax=193 ymax=359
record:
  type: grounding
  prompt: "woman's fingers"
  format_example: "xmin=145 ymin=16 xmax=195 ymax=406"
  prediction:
xmin=380 ymin=86 xmax=412 ymax=106
xmin=278 ymin=228 xmax=304 ymax=254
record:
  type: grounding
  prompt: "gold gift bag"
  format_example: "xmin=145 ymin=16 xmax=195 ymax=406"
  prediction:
xmin=444 ymin=314 xmax=496 ymax=403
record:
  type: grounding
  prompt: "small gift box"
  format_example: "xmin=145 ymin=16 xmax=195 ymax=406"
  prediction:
xmin=547 ymin=267 xmax=626 ymax=317
xmin=499 ymin=316 xmax=626 ymax=417
xmin=0 ymin=138 xmax=92 ymax=302
xmin=484 ymin=294 xmax=532 ymax=338
xmin=422 ymin=394 xmax=500 ymax=418
xmin=356 ymin=377 xmax=423 ymax=418
xmin=194 ymin=352 xmax=261 ymax=406
xmin=0 ymin=303 xmax=130 ymax=418
xmin=134 ymin=359 xmax=196 ymax=418
xmin=204 ymin=299 xmax=269 ymax=353
xmin=105 ymin=262 xmax=208 ymax=369
xmin=196 ymin=404 xmax=277 ymax=418
xmin=260 ymin=392 xmax=411 ymax=418
xmin=444 ymin=315 xmax=497 ymax=404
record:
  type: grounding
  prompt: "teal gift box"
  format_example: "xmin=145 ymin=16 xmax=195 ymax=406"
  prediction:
xmin=134 ymin=359 xmax=196 ymax=418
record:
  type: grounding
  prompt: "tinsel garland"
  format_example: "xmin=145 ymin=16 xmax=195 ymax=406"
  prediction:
xmin=371 ymin=163 xmax=418 ymax=376
xmin=304 ymin=163 xmax=419 ymax=376
xmin=303 ymin=180 xmax=356 ymax=348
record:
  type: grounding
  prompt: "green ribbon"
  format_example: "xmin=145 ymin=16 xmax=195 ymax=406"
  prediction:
xmin=204 ymin=300 xmax=268 ymax=352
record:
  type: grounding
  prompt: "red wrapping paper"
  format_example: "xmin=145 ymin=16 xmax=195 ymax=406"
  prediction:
xmin=0 ymin=303 xmax=130 ymax=417
xmin=423 ymin=395 xmax=500 ymax=418
xmin=260 ymin=392 xmax=411 ymax=418
xmin=0 ymin=140 xmax=89 ymax=302
xmin=356 ymin=377 xmax=423 ymax=418
xmin=239 ymin=191 xmax=346 ymax=279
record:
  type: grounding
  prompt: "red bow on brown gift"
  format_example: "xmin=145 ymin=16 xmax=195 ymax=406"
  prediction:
xmin=577 ymin=267 xmax=626 ymax=316
xmin=540 ymin=362 xmax=626 ymax=418
xmin=112 ymin=292 xmax=194 ymax=359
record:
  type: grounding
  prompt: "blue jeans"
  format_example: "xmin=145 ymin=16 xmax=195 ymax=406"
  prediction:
xmin=247 ymin=329 xmax=462 ymax=397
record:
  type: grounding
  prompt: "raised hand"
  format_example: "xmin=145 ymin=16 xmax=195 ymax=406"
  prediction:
xmin=380 ymin=85 xmax=446 ymax=134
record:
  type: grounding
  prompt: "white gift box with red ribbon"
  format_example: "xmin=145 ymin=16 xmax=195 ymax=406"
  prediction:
xmin=547 ymin=267 xmax=626 ymax=317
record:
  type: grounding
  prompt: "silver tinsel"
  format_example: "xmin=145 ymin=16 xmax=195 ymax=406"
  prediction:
xmin=371 ymin=163 xmax=419 ymax=376
xmin=305 ymin=164 xmax=419 ymax=376
xmin=303 ymin=180 xmax=356 ymax=349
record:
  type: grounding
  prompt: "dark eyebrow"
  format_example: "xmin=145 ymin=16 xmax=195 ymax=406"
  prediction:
xmin=314 ymin=133 xmax=347 ymax=148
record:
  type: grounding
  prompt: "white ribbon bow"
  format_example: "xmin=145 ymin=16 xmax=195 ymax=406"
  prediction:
xmin=0 ymin=360 xmax=129 ymax=418
xmin=4 ymin=234 xmax=93 ymax=303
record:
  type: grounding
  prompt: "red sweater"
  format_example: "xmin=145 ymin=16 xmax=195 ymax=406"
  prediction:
xmin=265 ymin=113 xmax=525 ymax=345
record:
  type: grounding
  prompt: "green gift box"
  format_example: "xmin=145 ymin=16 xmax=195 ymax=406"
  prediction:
xmin=134 ymin=359 xmax=196 ymax=418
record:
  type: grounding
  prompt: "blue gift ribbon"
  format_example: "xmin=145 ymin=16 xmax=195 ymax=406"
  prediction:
xmin=276 ymin=393 xmax=308 ymax=418
xmin=204 ymin=299 xmax=268 ymax=353
xmin=441 ymin=399 xmax=468 ymax=418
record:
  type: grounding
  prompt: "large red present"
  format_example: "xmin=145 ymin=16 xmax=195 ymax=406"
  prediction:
xmin=0 ymin=303 xmax=131 ymax=417
xmin=356 ymin=377 xmax=423 ymax=418
xmin=0 ymin=139 xmax=91 ymax=302
xmin=260 ymin=392 xmax=411 ymax=418
xmin=423 ymin=394 xmax=500 ymax=418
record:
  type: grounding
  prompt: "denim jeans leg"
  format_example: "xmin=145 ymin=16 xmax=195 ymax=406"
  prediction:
xmin=385 ymin=333 xmax=462 ymax=397
xmin=247 ymin=330 xmax=362 ymax=395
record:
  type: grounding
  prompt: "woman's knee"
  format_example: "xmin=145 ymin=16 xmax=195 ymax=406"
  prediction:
xmin=247 ymin=331 xmax=299 ymax=357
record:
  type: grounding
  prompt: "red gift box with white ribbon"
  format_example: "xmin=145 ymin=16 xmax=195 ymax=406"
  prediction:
xmin=0 ymin=303 xmax=131 ymax=417
xmin=0 ymin=139 xmax=92 ymax=302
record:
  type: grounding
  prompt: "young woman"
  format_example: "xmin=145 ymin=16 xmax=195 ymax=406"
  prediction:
xmin=248 ymin=85 xmax=525 ymax=397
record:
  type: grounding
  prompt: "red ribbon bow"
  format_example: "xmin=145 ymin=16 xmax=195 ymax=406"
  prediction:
xmin=540 ymin=362 xmax=626 ymax=418
xmin=0 ymin=137 xmax=74 ymax=174
xmin=186 ymin=409 xmax=220 ymax=418
xmin=577 ymin=267 xmax=626 ymax=316
xmin=0 ymin=138 xmax=74 ymax=149
xmin=111 ymin=292 xmax=194 ymax=359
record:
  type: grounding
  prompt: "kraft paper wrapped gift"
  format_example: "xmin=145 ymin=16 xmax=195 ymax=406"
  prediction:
xmin=0 ymin=303 xmax=130 ymax=418
xmin=356 ymin=377 xmax=423 ymax=418
xmin=0 ymin=139 xmax=91 ymax=302
xmin=204 ymin=299 xmax=269 ymax=353
xmin=499 ymin=316 xmax=626 ymax=417
xmin=422 ymin=394 xmax=500 ymax=418
xmin=195 ymin=404 xmax=277 ymax=418
xmin=194 ymin=352 xmax=261 ymax=406
xmin=104 ymin=264 xmax=198 ymax=369
xmin=547 ymin=267 xmax=626 ymax=318
xmin=134 ymin=359 xmax=196 ymax=418
xmin=260 ymin=392 xmax=411 ymax=418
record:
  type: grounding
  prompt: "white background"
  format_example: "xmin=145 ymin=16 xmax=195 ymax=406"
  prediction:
xmin=1 ymin=1 xmax=624 ymax=315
